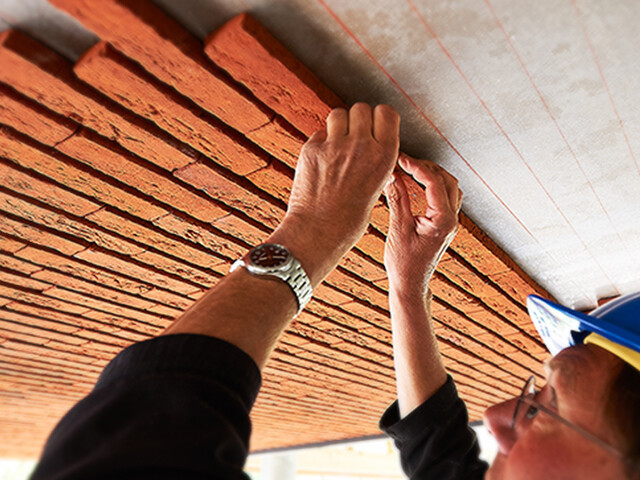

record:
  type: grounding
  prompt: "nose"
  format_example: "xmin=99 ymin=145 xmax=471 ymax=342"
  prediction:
xmin=483 ymin=398 xmax=519 ymax=455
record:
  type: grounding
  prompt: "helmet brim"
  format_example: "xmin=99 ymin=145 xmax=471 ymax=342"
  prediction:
xmin=527 ymin=294 xmax=640 ymax=356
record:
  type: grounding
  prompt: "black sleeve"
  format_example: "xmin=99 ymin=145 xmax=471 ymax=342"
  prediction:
xmin=29 ymin=334 xmax=262 ymax=480
xmin=379 ymin=376 xmax=489 ymax=480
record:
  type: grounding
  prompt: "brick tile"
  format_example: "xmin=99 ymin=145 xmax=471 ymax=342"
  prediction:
xmin=81 ymin=310 xmax=169 ymax=335
xmin=325 ymin=269 xmax=388 ymax=307
xmin=0 ymin=234 xmax=25 ymax=254
xmin=0 ymin=285 xmax=89 ymax=315
xmin=0 ymin=270 xmax=50 ymax=291
xmin=313 ymin=283 xmax=354 ymax=306
xmin=132 ymin=250 xmax=222 ymax=286
xmin=0 ymin=190 xmax=143 ymax=257
xmin=73 ymin=248 xmax=201 ymax=296
xmin=151 ymin=213 xmax=246 ymax=260
xmin=30 ymin=269 xmax=156 ymax=310
xmin=504 ymin=332 xmax=546 ymax=356
xmin=0 ymin=215 xmax=85 ymax=256
xmin=87 ymin=209 xmax=228 ymax=268
xmin=57 ymin=129 xmax=228 ymax=223
xmin=139 ymin=287 xmax=195 ymax=311
xmin=174 ymin=161 xmax=283 ymax=228
xmin=50 ymin=0 xmax=271 ymax=132
xmin=490 ymin=269 xmax=553 ymax=305
xmin=74 ymin=42 xmax=268 ymax=176
xmin=0 ymin=161 xmax=100 ymax=217
xmin=0 ymin=83 xmax=77 ymax=146
xmin=0 ymin=316 xmax=86 ymax=346
xmin=338 ymin=301 xmax=390 ymax=331
xmin=205 ymin=13 xmax=344 ymax=137
xmin=5 ymin=302 xmax=111 ymax=336
xmin=0 ymin=127 xmax=168 ymax=221
xmin=0 ymin=327 xmax=48 ymax=346
xmin=0 ymin=344 xmax=103 ymax=373
xmin=246 ymin=117 xmax=304 ymax=169
xmin=341 ymin=251 xmax=387 ymax=283
xmin=211 ymin=214 xmax=267 ymax=247
xmin=0 ymin=253 xmax=41 ymax=275
xmin=430 ymin=275 xmax=486 ymax=314
xmin=41 ymin=287 xmax=167 ymax=326
xmin=16 ymin=246 xmax=153 ymax=296
xmin=355 ymin=231 xmax=385 ymax=262
xmin=1 ymin=304 xmax=135 ymax=350
xmin=246 ymin=162 xmax=293 ymax=203
xmin=187 ymin=290 xmax=207 ymax=301
xmin=373 ymin=277 xmax=389 ymax=290
xmin=0 ymin=30 xmax=196 ymax=171
xmin=146 ymin=304 xmax=183 ymax=318
xmin=437 ymin=254 xmax=504 ymax=300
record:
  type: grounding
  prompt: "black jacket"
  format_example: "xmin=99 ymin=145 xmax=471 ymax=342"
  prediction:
xmin=30 ymin=334 xmax=488 ymax=479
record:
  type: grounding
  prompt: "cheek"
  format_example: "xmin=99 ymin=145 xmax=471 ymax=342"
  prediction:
xmin=500 ymin=430 xmax=571 ymax=480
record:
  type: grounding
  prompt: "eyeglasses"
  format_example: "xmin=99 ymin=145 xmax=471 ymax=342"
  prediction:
xmin=511 ymin=375 xmax=628 ymax=461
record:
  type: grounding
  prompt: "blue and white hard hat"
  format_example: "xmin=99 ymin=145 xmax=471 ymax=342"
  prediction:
xmin=527 ymin=292 xmax=640 ymax=371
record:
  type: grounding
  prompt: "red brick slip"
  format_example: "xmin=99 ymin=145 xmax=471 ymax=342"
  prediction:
xmin=49 ymin=0 xmax=272 ymax=133
xmin=205 ymin=13 xmax=344 ymax=137
xmin=0 ymin=30 xmax=197 ymax=172
xmin=74 ymin=42 xmax=268 ymax=176
xmin=0 ymin=83 xmax=77 ymax=146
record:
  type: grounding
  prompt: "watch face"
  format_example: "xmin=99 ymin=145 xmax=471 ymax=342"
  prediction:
xmin=249 ymin=244 xmax=291 ymax=269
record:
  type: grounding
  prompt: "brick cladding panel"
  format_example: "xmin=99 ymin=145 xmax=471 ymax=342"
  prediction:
xmin=0 ymin=1 xmax=551 ymax=457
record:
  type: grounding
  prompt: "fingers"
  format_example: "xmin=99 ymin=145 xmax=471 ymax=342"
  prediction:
xmin=384 ymin=171 xmax=413 ymax=237
xmin=373 ymin=104 xmax=400 ymax=145
xmin=326 ymin=104 xmax=400 ymax=145
xmin=308 ymin=130 xmax=327 ymax=144
xmin=455 ymin=188 xmax=463 ymax=213
xmin=399 ymin=154 xmax=460 ymax=214
xmin=349 ymin=103 xmax=373 ymax=136
xmin=326 ymin=108 xmax=348 ymax=137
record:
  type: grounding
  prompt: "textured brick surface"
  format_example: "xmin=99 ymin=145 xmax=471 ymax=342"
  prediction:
xmin=74 ymin=42 xmax=268 ymax=176
xmin=205 ymin=13 xmax=344 ymax=137
xmin=49 ymin=0 xmax=271 ymax=133
xmin=0 ymin=30 xmax=197 ymax=172
xmin=0 ymin=83 xmax=77 ymax=146
xmin=56 ymin=128 xmax=228 ymax=223
xmin=0 ymin=8 xmax=551 ymax=457
xmin=0 ymin=126 xmax=168 ymax=220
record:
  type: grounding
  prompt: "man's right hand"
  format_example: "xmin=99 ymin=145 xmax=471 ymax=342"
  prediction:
xmin=270 ymin=103 xmax=400 ymax=286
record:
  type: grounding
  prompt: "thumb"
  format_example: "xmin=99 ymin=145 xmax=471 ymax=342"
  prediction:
xmin=384 ymin=171 xmax=413 ymax=237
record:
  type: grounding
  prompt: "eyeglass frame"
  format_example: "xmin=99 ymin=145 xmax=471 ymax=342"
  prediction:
xmin=510 ymin=375 xmax=631 ymax=464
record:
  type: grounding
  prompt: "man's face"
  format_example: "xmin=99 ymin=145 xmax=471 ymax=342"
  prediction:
xmin=483 ymin=344 xmax=626 ymax=480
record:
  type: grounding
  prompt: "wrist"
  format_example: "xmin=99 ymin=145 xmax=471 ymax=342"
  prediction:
xmin=389 ymin=284 xmax=432 ymax=305
xmin=267 ymin=216 xmax=348 ymax=288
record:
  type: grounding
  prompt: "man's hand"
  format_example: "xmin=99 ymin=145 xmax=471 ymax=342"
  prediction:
xmin=384 ymin=155 xmax=462 ymax=417
xmin=272 ymin=103 xmax=400 ymax=286
xmin=383 ymin=154 xmax=462 ymax=297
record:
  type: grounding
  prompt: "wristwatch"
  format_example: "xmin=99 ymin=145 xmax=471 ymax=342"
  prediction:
xmin=230 ymin=243 xmax=313 ymax=315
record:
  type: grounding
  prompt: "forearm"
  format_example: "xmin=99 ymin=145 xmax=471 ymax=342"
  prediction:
xmin=161 ymin=218 xmax=345 ymax=370
xmin=160 ymin=104 xmax=401 ymax=372
xmin=389 ymin=287 xmax=447 ymax=418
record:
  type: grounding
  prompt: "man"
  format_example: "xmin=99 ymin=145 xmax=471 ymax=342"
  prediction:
xmin=29 ymin=104 xmax=639 ymax=479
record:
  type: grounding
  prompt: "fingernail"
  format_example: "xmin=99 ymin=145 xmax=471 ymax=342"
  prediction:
xmin=384 ymin=176 xmax=396 ymax=190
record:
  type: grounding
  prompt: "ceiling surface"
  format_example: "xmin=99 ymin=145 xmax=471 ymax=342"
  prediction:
xmin=1 ymin=0 xmax=639 ymax=311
